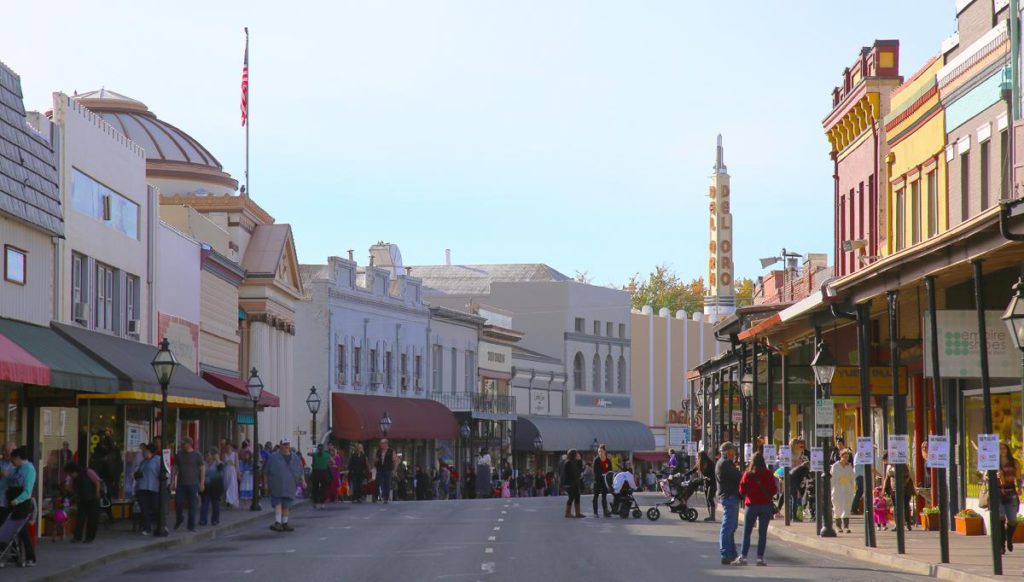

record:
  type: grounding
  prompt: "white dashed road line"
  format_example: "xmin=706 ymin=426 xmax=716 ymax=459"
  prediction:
xmin=481 ymin=562 xmax=496 ymax=574
xmin=493 ymin=526 xmax=500 ymax=531
xmin=488 ymin=536 xmax=496 ymax=541
xmin=485 ymin=548 xmax=494 ymax=554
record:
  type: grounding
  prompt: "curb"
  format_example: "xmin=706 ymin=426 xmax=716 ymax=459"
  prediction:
xmin=30 ymin=500 xmax=310 ymax=582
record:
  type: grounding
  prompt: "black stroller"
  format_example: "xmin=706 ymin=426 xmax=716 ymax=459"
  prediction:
xmin=0 ymin=503 xmax=34 ymax=569
xmin=609 ymin=475 xmax=642 ymax=519
xmin=646 ymin=472 xmax=700 ymax=522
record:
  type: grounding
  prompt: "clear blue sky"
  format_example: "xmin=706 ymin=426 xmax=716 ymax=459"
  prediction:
xmin=1 ymin=1 xmax=956 ymax=286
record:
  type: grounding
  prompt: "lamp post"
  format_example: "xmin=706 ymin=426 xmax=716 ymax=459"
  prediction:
xmin=150 ymin=338 xmax=178 ymax=538
xmin=380 ymin=411 xmax=392 ymax=437
xmin=534 ymin=435 xmax=543 ymax=473
xmin=306 ymin=386 xmax=321 ymax=449
xmin=741 ymin=370 xmax=753 ymax=465
xmin=247 ymin=368 xmax=264 ymax=511
xmin=811 ymin=340 xmax=838 ymax=538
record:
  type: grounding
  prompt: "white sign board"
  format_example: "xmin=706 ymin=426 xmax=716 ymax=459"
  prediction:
xmin=744 ymin=443 xmax=753 ymax=459
xmin=978 ymin=434 xmax=1000 ymax=471
xmin=856 ymin=437 xmax=873 ymax=465
xmin=926 ymin=435 xmax=949 ymax=469
xmin=815 ymin=398 xmax=834 ymax=425
xmin=668 ymin=426 xmax=690 ymax=448
xmin=686 ymin=441 xmax=698 ymax=456
xmin=778 ymin=445 xmax=792 ymax=467
xmin=810 ymin=447 xmax=824 ymax=472
xmin=887 ymin=435 xmax=909 ymax=464
xmin=763 ymin=445 xmax=777 ymax=465
xmin=924 ymin=311 xmax=1017 ymax=378
xmin=815 ymin=427 xmax=834 ymax=437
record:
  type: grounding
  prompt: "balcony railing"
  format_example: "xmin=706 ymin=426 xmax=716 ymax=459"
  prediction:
xmin=430 ymin=392 xmax=517 ymax=418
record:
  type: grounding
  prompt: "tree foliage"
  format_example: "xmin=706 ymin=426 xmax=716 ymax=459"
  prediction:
xmin=626 ymin=265 xmax=755 ymax=315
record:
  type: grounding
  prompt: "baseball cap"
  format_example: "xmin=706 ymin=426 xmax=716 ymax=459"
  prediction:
xmin=279 ymin=438 xmax=291 ymax=446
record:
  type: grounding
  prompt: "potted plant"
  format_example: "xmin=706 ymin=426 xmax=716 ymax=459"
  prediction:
xmin=1014 ymin=515 xmax=1024 ymax=543
xmin=955 ymin=509 xmax=984 ymax=536
xmin=920 ymin=506 xmax=941 ymax=531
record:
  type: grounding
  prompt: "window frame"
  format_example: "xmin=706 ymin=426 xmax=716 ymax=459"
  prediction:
xmin=910 ymin=179 xmax=921 ymax=245
xmin=894 ymin=187 xmax=905 ymax=251
xmin=95 ymin=262 xmax=114 ymax=331
xmin=926 ymin=170 xmax=938 ymax=238
xmin=3 ymin=245 xmax=27 ymax=286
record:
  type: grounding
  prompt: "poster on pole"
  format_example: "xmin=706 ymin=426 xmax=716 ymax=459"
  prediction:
xmin=855 ymin=437 xmax=873 ymax=465
xmin=763 ymin=444 xmax=777 ymax=466
xmin=778 ymin=445 xmax=792 ymax=467
xmin=887 ymin=434 xmax=909 ymax=464
xmin=810 ymin=447 xmax=824 ymax=472
xmin=686 ymin=441 xmax=698 ymax=456
xmin=744 ymin=443 xmax=752 ymax=460
xmin=978 ymin=434 xmax=1000 ymax=471
xmin=926 ymin=435 xmax=949 ymax=469
xmin=815 ymin=398 xmax=834 ymax=425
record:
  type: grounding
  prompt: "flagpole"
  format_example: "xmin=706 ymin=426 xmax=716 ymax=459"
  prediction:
xmin=244 ymin=27 xmax=250 ymax=198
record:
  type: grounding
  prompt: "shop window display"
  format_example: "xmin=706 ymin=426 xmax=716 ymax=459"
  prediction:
xmin=963 ymin=391 xmax=1022 ymax=497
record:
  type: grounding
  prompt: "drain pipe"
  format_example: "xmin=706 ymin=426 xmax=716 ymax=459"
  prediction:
xmin=999 ymin=199 xmax=1024 ymax=241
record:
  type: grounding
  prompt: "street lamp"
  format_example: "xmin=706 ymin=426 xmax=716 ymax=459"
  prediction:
xmin=150 ymin=338 xmax=178 ymax=537
xmin=533 ymin=435 xmax=543 ymax=451
xmin=810 ymin=340 xmax=838 ymax=538
xmin=592 ymin=438 xmax=600 ymax=456
xmin=247 ymin=368 xmax=264 ymax=511
xmin=306 ymin=386 xmax=321 ymax=448
xmin=1002 ymin=277 xmax=1024 ymax=352
xmin=379 ymin=411 xmax=392 ymax=437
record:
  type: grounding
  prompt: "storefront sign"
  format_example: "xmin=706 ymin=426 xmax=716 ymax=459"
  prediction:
xmin=744 ymin=443 xmax=752 ymax=459
xmin=531 ymin=391 xmax=549 ymax=415
xmin=924 ymin=311 xmax=1017 ymax=379
xmin=763 ymin=444 xmax=777 ymax=465
xmin=856 ymin=437 xmax=873 ymax=465
xmin=927 ymin=435 xmax=949 ymax=469
xmin=978 ymin=434 xmax=1000 ymax=471
xmin=810 ymin=447 xmax=824 ymax=472
xmin=815 ymin=399 xmax=834 ymax=425
xmin=668 ymin=426 xmax=690 ymax=448
xmin=815 ymin=427 xmax=834 ymax=438
xmin=887 ymin=435 xmax=909 ymax=464
xmin=778 ymin=445 xmax=792 ymax=467
xmin=686 ymin=441 xmax=698 ymax=456
xmin=831 ymin=367 xmax=908 ymax=396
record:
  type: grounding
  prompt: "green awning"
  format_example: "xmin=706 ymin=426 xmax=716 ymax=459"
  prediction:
xmin=0 ymin=318 xmax=118 ymax=392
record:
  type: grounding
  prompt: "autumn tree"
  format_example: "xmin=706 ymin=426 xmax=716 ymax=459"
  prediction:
xmin=735 ymin=277 xmax=756 ymax=308
xmin=626 ymin=265 xmax=706 ymax=315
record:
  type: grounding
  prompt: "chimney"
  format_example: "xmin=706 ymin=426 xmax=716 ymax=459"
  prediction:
xmin=347 ymin=249 xmax=354 ymax=261
xmin=445 ymin=249 xmax=451 ymax=266
xmin=405 ymin=266 xmax=412 ymax=276
xmin=368 ymin=254 xmax=375 ymax=267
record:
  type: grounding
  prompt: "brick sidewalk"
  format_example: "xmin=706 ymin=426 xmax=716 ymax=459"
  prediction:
xmin=4 ymin=500 xmax=311 ymax=582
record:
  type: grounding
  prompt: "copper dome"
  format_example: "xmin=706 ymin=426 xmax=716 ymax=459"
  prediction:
xmin=73 ymin=89 xmax=238 ymax=192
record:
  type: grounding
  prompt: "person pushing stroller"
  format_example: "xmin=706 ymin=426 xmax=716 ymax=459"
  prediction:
xmin=610 ymin=463 xmax=638 ymax=514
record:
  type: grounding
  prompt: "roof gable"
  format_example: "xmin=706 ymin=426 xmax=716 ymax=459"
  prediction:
xmin=241 ymin=223 xmax=302 ymax=295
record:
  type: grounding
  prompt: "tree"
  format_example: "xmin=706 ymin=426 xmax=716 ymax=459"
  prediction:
xmin=735 ymin=277 xmax=756 ymax=308
xmin=626 ymin=265 xmax=706 ymax=316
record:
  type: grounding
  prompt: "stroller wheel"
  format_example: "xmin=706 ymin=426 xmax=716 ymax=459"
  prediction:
xmin=646 ymin=507 xmax=661 ymax=521
xmin=632 ymin=509 xmax=642 ymax=519
xmin=684 ymin=508 xmax=699 ymax=522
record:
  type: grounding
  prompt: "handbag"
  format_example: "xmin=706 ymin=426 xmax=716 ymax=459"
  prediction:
xmin=979 ymin=487 xmax=990 ymax=509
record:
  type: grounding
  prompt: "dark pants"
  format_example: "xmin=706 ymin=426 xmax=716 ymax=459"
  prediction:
xmin=200 ymin=489 xmax=220 ymax=525
xmin=592 ymin=478 xmax=610 ymax=515
xmin=10 ymin=501 xmax=35 ymax=562
xmin=349 ymin=475 xmax=364 ymax=501
xmin=175 ymin=484 xmax=200 ymax=530
xmin=136 ymin=490 xmax=158 ymax=533
xmin=377 ymin=471 xmax=392 ymax=501
xmin=74 ymin=498 xmax=100 ymax=542
xmin=311 ymin=469 xmax=331 ymax=504
xmin=851 ymin=476 xmax=864 ymax=514
xmin=566 ymin=485 xmax=581 ymax=508
xmin=741 ymin=503 xmax=773 ymax=559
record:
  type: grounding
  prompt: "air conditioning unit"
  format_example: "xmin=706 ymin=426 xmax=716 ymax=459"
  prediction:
xmin=371 ymin=372 xmax=384 ymax=385
xmin=127 ymin=319 xmax=141 ymax=335
xmin=401 ymin=376 xmax=409 ymax=390
xmin=73 ymin=302 xmax=89 ymax=324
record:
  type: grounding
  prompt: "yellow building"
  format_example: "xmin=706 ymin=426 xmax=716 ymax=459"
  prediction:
xmin=883 ymin=55 xmax=948 ymax=255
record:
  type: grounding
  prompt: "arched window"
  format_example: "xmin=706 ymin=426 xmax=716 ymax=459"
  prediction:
xmin=573 ymin=352 xmax=585 ymax=391
xmin=592 ymin=354 xmax=601 ymax=392
xmin=617 ymin=356 xmax=627 ymax=393
xmin=605 ymin=355 xmax=613 ymax=393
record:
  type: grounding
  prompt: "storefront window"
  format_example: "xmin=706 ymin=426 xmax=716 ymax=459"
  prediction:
xmin=81 ymin=403 xmax=125 ymax=497
xmin=963 ymin=390 xmax=1023 ymax=497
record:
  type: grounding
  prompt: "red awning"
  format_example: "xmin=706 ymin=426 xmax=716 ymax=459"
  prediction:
xmin=479 ymin=369 xmax=512 ymax=381
xmin=201 ymin=370 xmax=280 ymax=407
xmin=633 ymin=452 xmax=669 ymax=463
xmin=0 ymin=332 xmax=50 ymax=385
xmin=332 ymin=393 xmax=457 ymax=441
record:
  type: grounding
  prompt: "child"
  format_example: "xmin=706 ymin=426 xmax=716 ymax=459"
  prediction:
xmin=47 ymin=494 xmax=71 ymax=542
xmin=873 ymin=485 xmax=889 ymax=531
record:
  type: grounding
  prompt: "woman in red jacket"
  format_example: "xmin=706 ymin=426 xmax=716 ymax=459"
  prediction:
xmin=735 ymin=451 xmax=777 ymax=567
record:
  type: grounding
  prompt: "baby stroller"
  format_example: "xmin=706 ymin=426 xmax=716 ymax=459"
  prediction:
xmin=610 ymin=483 xmax=642 ymax=519
xmin=646 ymin=473 xmax=699 ymax=522
xmin=0 ymin=505 xmax=34 ymax=568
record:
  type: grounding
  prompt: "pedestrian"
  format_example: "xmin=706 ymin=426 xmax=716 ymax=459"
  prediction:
xmin=735 ymin=450 xmax=776 ymax=567
xmin=998 ymin=442 xmax=1020 ymax=553
xmin=476 ymin=448 xmax=492 ymax=499
xmin=851 ymin=448 xmax=865 ymax=515
xmin=591 ymin=444 xmax=611 ymax=517
xmin=439 ymin=464 xmax=451 ymax=500
xmin=374 ymin=439 xmax=396 ymax=503
xmin=415 ymin=465 xmax=429 ymax=500
xmin=0 ymin=442 xmax=16 ymax=522
xmin=563 ymin=449 xmax=585 ymax=518
xmin=645 ymin=469 xmax=657 ymax=492
xmin=172 ymin=436 xmax=205 ymax=532
xmin=788 ymin=438 xmax=809 ymax=522
xmin=882 ymin=452 xmax=914 ymax=530
xmin=668 ymin=449 xmax=679 ymax=475
xmin=7 ymin=447 xmax=36 ymax=567
xmin=65 ymin=462 xmax=101 ymax=543
xmin=134 ymin=444 xmax=161 ymax=536
xmin=830 ymin=449 xmax=855 ymax=533
xmin=684 ymin=450 xmax=717 ymax=521
xmin=716 ymin=441 xmax=742 ymax=565
xmin=221 ymin=443 xmax=240 ymax=510
xmin=239 ymin=449 xmax=254 ymax=502
xmin=328 ymin=445 xmax=343 ymax=503
xmin=872 ymin=485 xmax=889 ymax=530
xmin=347 ymin=443 xmax=368 ymax=502
xmin=200 ymin=449 xmax=224 ymax=526
xmin=265 ymin=439 xmax=306 ymax=532
xmin=310 ymin=444 xmax=332 ymax=509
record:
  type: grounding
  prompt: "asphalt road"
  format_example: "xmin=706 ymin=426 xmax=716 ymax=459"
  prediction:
xmin=76 ymin=493 xmax=929 ymax=582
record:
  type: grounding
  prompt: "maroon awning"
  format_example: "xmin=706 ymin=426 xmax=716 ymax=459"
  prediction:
xmin=633 ymin=452 xmax=669 ymax=463
xmin=479 ymin=369 xmax=512 ymax=381
xmin=331 ymin=393 xmax=457 ymax=441
xmin=202 ymin=370 xmax=280 ymax=407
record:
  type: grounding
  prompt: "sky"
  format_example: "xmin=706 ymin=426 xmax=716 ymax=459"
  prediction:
xmin=1 ymin=1 xmax=957 ymax=286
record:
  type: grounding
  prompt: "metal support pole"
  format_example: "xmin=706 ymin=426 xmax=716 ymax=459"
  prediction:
xmin=782 ymin=351 xmax=791 ymax=526
xmin=251 ymin=401 xmax=262 ymax=511
xmin=817 ymin=327 xmax=836 ymax=538
xmin=740 ymin=344 xmax=748 ymax=467
xmin=888 ymin=291 xmax=907 ymax=554
xmin=857 ymin=303 xmax=877 ymax=548
xmin=924 ymin=276 xmax=951 ymax=563
xmin=752 ymin=342 xmax=760 ymax=444
xmin=766 ymin=347 xmax=774 ymax=447
xmin=728 ymin=366 xmax=735 ymax=445
xmin=718 ymin=371 xmax=726 ymax=446
xmin=155 ymin=383 xmax=169 ymax=537
xmin=814 ymin=327 xmax=824 ymax=534
xmin=972 ymin=260 xmax=1002 ymax=576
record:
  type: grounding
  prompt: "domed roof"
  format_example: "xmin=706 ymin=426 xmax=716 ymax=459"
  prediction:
xmin=74 ymin=89 xmax=237 ymax=191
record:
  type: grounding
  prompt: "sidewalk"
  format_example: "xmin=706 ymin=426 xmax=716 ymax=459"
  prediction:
xmin=6 ymin=500 xmax=309 ymax=582
xmin=738 ymin=510 xmax=1021 ymax=581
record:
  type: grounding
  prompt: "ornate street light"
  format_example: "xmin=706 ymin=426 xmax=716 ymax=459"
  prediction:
xmin=379 ymin=411 xmax=392 ymax=437
xmin=810 ymin=341 xmax=838 ymax=386
xmin=740 ymin=371 xmax=754 ymax=399
xmin=533 ymin=435 xmax=543 ymax=451
xmin=247 ymin=368 xmax=264 ymax=511
xmin=811 ymin=340 xmax=838 ymax=538
xmin=150 ymin=338 xmax=178 ymax=537
xmin=306 ymin=386 xmax=321 ymax=448
xmin=1002 ymin=277 xmax=1024 ymax=352
xmin=459 ymin=422 xmax=471 ymax=439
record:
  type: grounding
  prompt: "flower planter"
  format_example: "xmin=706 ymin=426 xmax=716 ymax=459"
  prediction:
xmin=1014 ymin=523 xmax=1024 ymax=543
xmin=955 ymin=516 xmax=984 ymax=536
xmin=920 ymin=513 xmax=941 ymax=531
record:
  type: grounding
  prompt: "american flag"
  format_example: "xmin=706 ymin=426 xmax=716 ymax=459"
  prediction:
xmin=241 ymin=28 xmax=249 ymax=126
